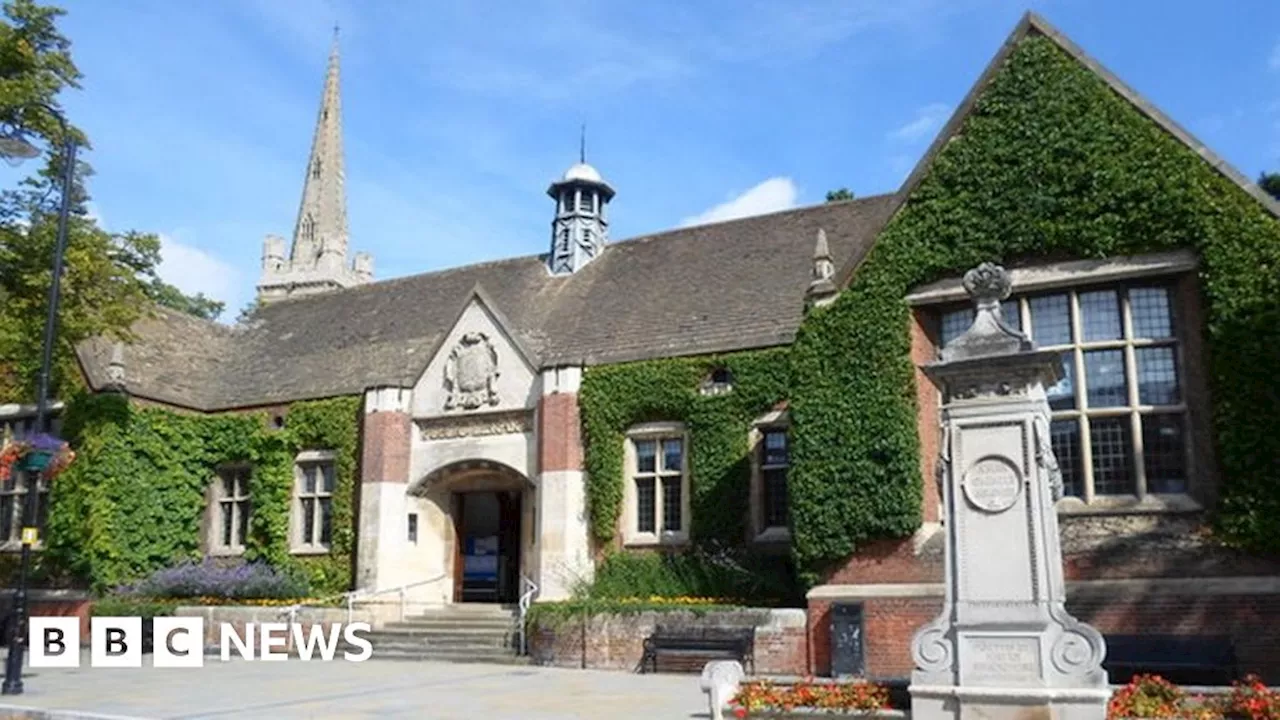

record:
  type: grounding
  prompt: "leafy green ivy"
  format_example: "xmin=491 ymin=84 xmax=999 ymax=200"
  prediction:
xmin=42 ymin=391 xmax=359 ymax=594
xmin=787 ymin=33 xmax=1280 ymax=578
xmin=580 ymin=349 xmax=790 ymax=547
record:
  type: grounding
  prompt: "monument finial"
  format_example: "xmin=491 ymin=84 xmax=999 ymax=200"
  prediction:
xmin=941 ymin=262 xmax=1029 ymax=361
xmin=962 ymin=262 xmax=1012 ymax=308
xmin=579 ymin=123 xmax=586 ymax=164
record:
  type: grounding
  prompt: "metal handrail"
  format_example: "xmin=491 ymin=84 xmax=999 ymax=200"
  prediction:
xmin=517 ymin=574 xmax=539 ymax=656
xmin=343 ymin=573 xmax=449 ymax=624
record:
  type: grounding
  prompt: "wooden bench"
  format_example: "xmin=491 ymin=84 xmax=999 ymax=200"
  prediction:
xmin=642 ymin=625 xmax=755 ymax=674
xmin=1104 ymin=634 xmax=1238 ymax=686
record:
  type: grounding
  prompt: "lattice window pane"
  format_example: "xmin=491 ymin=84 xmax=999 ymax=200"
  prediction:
xmin=1089 ymin=417 xmax=1134 ymax=495
xmin=636 ymin=478 xmax=656 ymax=533
xmin=221 ymin=501 xmax=234 ymax=546
xmin=1046 ymin=354 xmax=1076 ymax=411
xmin=1136 ymin=346 xmax=1180 ymax=406
xmin=1000 ymin=299 xmax=1021 ymax=332
xmin=941 ymin=309 xmax=973 ymax=347
xmin=763 ymin=431 xmax=788 ymax=466
xmin=238 ymin=499 xmax=251 ymax=545
xmin=1050 ymin=419 xmax=1083 ymax=498
xmin=1143 ymin=414 xmax=1187 ymax=494
xmin=1084 ymin=349 xmax=1128 ymax=408
xmin=763 ymin=468 xmax=788 ymax=528
xmin=661 ymin=438 xmax=683 ymax=473
xmin=319 ymin=497 xmax=333 ymax=545
xmin=222 ymin=474 xmax=235 ymax=498
xmin=636 ymin=440 xmax=656 ymax=473
xmin=321 ymin=463 xmax=335 ymax=493
xmin=303 ymin=466 xmax=317 ymax=494
xmin=1130 ymin=287 xmax=1174 ymax=339
xmin=661 ymin=477 xmax=682 ymax=532
xmin=1029 ymin=294 xmax=1072 ymax=346
xmin=302 ymin=497 xmax=315 ymax=544
xmin=1080 ymin=290 xmax=1122 ymax=342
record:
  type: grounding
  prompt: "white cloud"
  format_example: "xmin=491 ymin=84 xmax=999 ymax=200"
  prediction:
xmin=156 ymin=233 xmax=245 ymax=322
xmin=680 ymin=177 xmax=799 ymax=228
xmin=888 ymin=102 xmax=951 ymax=143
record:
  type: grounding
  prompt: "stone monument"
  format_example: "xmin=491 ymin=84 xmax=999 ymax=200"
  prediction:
xmin=909 ymin=263 xmax=1109 ymax=720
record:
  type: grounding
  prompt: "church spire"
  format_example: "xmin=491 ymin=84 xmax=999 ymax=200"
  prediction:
xmin=290 ymin=27 xmax=348 ymax=268
xmin=256 ymin=28 xmax=373 ymax=305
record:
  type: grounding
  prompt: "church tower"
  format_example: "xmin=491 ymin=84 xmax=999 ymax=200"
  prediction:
xmin=257 ymin=28 xmax=373 ymax=304
xmin=546 ymin=134 xmax=614 ymax=275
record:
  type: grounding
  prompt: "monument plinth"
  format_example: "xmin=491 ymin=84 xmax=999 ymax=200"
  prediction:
xmin=909 ymin=263 xmax=1109 ymax=720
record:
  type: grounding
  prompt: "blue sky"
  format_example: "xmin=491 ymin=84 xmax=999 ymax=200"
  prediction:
xmin=24 ymin=0 xmax=1280 ymax=319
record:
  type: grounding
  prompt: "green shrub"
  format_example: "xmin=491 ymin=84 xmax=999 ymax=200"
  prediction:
xmin=582 ymin=547 xmax=800 ymax=606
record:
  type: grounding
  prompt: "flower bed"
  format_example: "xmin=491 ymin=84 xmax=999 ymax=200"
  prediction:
xmin=118 ymin=559 xmax=311 ymax=601
xmin=729 ymin=679 xmax=894 ymax=718
xmin=1108 ymin=674 xmax=1280 ymax=720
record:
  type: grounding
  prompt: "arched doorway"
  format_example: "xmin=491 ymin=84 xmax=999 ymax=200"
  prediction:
xmin=411 ymin=460 xmax=532 ymax=604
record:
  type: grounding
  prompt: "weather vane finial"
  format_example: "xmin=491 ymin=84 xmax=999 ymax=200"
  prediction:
xmin=579 ymin=124 xmax=586 ymax=164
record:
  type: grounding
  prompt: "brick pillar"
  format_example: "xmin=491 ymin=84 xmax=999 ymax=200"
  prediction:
xmin=534 ymin=366 xmax=593 ymax=600
xmin=357 ymin=386 xmax=412 ymax=591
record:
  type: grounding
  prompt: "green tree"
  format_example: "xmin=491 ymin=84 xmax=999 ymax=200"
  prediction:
xmin=1259 ymin=172 xmax=1280 ymax=202
xmin=0 ymin=1 xmax=163 ymax=401
xmin=825 ymin=188 xmax=854 ymax=202
xmin=145 ymin=279 xmax=224 ymax=321
xmin=236 ymin=297 xmax=261 ymax=324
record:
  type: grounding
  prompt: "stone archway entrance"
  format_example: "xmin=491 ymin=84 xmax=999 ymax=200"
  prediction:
xmin=413 ymin=460 xmax=531 ymax=605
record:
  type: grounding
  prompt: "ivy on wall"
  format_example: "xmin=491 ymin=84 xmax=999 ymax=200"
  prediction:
xmin=41 ymin=392 xmax=360 ymax=594
xmin=787 ymin=33 xmax=1280 ymax=578
xmin=580 ymin=349 xmax=790 ymax=547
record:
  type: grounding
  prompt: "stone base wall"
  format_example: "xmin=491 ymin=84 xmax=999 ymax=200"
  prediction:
xmin=528 ymin=608 xmax=807 ymax=675
xmin=806 ymin=579 xmax=1280 ymax=682
xmin=174 ymin=605 xmax=370 ymax=656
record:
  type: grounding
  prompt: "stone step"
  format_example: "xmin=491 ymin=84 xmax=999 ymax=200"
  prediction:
xmin=384 ymin=619 xmax=517 ymax=632
xmin=345 ymin=642 xmax=527 ymax=665
xmin=364 ymin=632 xmax=513 ymax=649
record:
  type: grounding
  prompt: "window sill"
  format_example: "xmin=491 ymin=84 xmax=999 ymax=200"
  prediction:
xmin=623 ymin=531 xmax=688 ymax=548
xmin=753 ymin=527 xmax=791 ymax=544
xmin=207 ymin=546 xmax=246 ymax=558
xmin=1056 ymin=494 xmax=1202 ymax=516
xmin=290 ymin=545 xmax=332 ymax=556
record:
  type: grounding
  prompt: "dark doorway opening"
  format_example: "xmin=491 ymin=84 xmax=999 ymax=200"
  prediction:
xmin=453 ymin=490 xmax=521 ymax=603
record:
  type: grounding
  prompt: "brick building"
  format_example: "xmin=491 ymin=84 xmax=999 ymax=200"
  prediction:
xmin=8 ymin=13 xmax=1280 ymax=679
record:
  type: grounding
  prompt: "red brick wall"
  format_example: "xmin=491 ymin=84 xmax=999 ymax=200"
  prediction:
xmin=807 ymin=592 xmax=1280 ymax=682
xmin=538 ymin=393 xmax=582 ymax=473
xmin=360 ymin=411 xmax=410 ymax=483
xmin=807 ymin=597 xmax=939 ymax=679
xmin=31 ymin=598 xmax=92 ymax=640
xmin=824 ymin=538 xmax=943 ymax=586
xmin=911 ymin=309 xmax=941 ymax=524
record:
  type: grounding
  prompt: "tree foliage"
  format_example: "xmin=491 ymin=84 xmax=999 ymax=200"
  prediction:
xmin=825 ymin=188 xmax=854 ymax=202
xmin=145 ymin=278 xmax=224 ymax=321
xmin=0 ymin=1 xmax=202 ymax=399
xmin=1259 ymin=172 xmax=1280 ymax=202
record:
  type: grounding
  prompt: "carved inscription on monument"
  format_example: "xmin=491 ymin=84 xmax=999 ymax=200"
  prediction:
xmin=962 ymin=456 xmax=1021 ymax=513
xmin=962 ymin=636 xmax=1041 ymax=687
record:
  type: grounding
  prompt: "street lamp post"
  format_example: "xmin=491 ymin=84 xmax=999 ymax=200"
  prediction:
xmin=0 ymin=104 xmax=77 ymax=696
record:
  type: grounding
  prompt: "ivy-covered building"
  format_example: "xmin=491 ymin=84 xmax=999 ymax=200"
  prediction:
xmin=9 ymin=13 xmax=1280 ymax=677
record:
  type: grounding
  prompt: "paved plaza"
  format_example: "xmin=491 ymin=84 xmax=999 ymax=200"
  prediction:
xmin=0 ymin=652 xmax=707 ymax=719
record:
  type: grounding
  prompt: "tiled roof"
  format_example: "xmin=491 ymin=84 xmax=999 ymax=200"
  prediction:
xmin=83 ymin=195 xmax=897 ymax=410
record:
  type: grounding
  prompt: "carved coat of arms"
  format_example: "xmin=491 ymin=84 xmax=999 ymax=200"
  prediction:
xmin=444 ymin=332 xmax=500 ymax=410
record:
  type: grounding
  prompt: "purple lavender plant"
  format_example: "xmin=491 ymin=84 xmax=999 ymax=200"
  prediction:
xmin=130 ymin=559 xmax=309 ymax=599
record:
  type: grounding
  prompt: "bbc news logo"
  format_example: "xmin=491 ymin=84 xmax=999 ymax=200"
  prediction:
xmin=30 ymin=617 xmax=373 ymax=667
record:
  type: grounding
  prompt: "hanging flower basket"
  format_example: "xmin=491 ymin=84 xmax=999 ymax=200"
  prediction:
xmin=0 ymin=431 xmax=75 ymax=482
